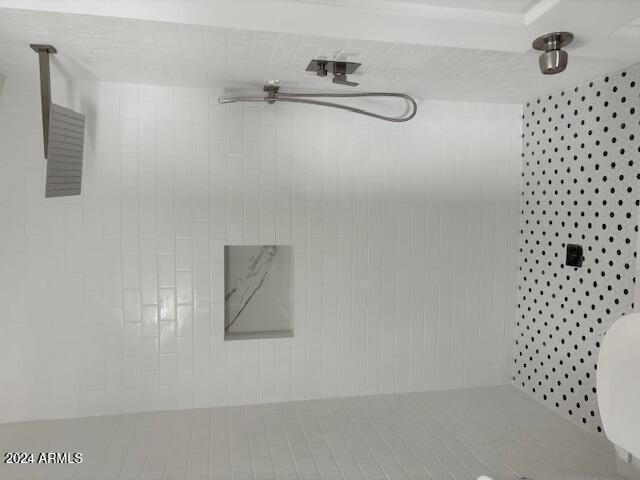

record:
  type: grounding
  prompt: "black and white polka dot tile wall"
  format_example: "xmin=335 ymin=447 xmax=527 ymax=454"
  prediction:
xmin=514 ymin=65 xmax=640 ymax=433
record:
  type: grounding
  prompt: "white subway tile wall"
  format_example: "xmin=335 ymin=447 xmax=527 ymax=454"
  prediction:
xmin=0 ymin=76 xmax=522 ymax=422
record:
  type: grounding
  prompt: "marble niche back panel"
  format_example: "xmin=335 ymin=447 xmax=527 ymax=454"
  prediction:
xmin=225 ymin=245 xmax=293 ymax=340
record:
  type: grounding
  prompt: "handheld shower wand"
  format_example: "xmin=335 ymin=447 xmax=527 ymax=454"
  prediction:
xmin=219 ymin=84 xmax=418 ymax=123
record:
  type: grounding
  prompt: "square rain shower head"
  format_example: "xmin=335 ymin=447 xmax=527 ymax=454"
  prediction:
xmin=45 ymin=103 xmax=85 ymax=197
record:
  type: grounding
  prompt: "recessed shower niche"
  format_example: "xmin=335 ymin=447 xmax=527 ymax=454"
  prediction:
xmin=224 ymin=245 xmax=293 ymax=340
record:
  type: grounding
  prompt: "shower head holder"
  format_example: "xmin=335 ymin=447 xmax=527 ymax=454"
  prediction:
xmin=263 ymin=84 xmax=280 ymax=104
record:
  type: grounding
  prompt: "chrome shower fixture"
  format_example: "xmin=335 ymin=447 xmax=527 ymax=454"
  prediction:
xmin=532 ymin=31 xmax=574 ymax=75
xmin=306 ymin=59 xmax=361 ymax=87
xmin=31 ymin=44 xmax=86 ymax=197
xmin=219 ymin=84 xmax=417 ymax=122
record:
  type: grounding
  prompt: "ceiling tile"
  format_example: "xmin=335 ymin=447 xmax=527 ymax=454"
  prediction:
xmin=0 ymin=6 xmax=635 ymax=103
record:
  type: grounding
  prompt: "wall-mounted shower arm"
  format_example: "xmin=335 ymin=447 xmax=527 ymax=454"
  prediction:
xmin=219 ymin=89 xmax=418 ymax=123
xmin=30 ymin=44 xmax=57 ymax=158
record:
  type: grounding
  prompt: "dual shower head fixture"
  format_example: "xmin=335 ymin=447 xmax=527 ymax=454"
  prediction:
xmin=532 ymin=31 xmax=574 ymax=75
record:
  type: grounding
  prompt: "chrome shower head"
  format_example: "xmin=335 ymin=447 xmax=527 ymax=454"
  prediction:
xmin=532 ymin=32 xmax=574 ymax=75
xmin=31 ymin=44 xmax=85 ymax=197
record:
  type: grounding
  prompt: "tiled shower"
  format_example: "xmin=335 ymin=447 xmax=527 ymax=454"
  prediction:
xmin=0 ymin=2 xmax=639 ymax=479
xmin=0 ymin=79 xmax=522 ymax=422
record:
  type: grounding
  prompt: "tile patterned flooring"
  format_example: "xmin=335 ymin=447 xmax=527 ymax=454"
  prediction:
xmin=0 ymin=386 xmax=619 ymax=480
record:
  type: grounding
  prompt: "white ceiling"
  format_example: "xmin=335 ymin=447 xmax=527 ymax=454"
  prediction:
xmin=296 ymin=0 xmax=538 ymax=14
xmin=616 ymin=14 xmax=640 ymax=38
xmin=0 ymin=0 xmax=638 ymax=103
xmin=397 ymin=0 xmax=536 ymax=13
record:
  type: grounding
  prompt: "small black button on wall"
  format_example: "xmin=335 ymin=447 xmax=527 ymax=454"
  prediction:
xmin=566 ymin=244 xmax=584 ymax=267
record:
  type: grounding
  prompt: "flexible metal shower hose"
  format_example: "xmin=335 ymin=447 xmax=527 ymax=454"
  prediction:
xmin=219 ymin=91 xmax=418 ymax=122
